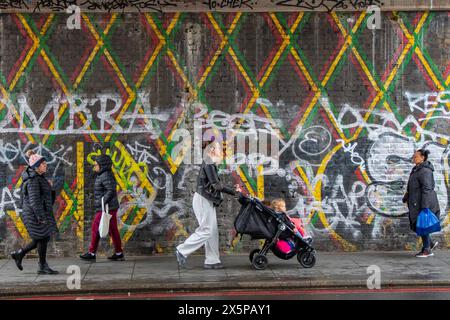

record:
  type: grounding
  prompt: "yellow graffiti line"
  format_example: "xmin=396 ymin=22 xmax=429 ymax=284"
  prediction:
xmin=351 ymin=48 xmax=381 ymax=94
xmin=40 ymin=13 xmax=54 ymax=35
xmin=413 ymin=48 xmax=445 ymax=136
xmin=136 ymin=41 xmax=164 ymax=88
xmin=173 ymin=47 xmax=191 ymax=83
xmin=322 ymin=12 xmax=365 ymax=89
xmin=390 ymin=13 xmax=428 ymax=91
xmin=295 ymin=165 xmax=314 ymax=196
xmin=122 ymin=207 xmax=147 ymax=243
xmin=166 ymin=12 xmax=181 ymax=35
xmin=415 ymin=48 xmax=444 ymax=91
xmin=40 ymin=51 xmax=68 ymax=94
xmin=298 ymin=92 xmax=321 ymax=127
xmin=258 ymin=102 xmax=284 ymax=141
xmin=446 ymin=74 xmax=450 ymax=87
xmin=57 ymin=189 xmax=73 ymax=228
xmin=9 ymin=14 xmax=40 ymax=92
xmin=7 ymin=211 xmax=30 ymax=241
xmin=197 ymin=41 xmax=227 ymax=89
xmin=73 ymin=142 xmax=85 ymax=240
xmin=321 ymin=38 xmax=350 ymax=88
xmin=333 ymin=12 xmax=348 ymax=35
xmin=120 ymin=205 xmax=135 ymax=227
xmin=444 ymin=153 xmax=449 ymax=187
xmin=160 ymin=112 xmax=191 ymax=174
xmin=321 ymin=98 xmax=348 ymax=142
xmin=73 ymin=14 xmax=109 ymax=90
xmin=258 ymin=13 xmax=302 ymax=89
xmin=167 ymin=50 xmax=197 ymax=98
xmin=155 ymin=138 xmax=177 ymax=174
xmin=258 ymin=13 xmax=292 ymax=86
xmin=360 ymin=167 xmax=372 ymax=184
xmin=137 ymin=15 xmax=166 ymax=88
xmin=197 ymin=13 xmax=241 ymax=89
xmin=366 ymin=213 xmax=375 ymax=225
xmin=167 ymin=106 xmax=187 ymax=142
xmin=257 ymin=165 xmax=264 ymax=200
xmin=145 ymin=14 xmax=166 ymax=42
xmin=227 ymin=44 xmax=262 ymax=131
xmin=290 ymin=49 xmax=319 ymax=92
xmin=352 ymin=11 xmax=367 ymax=34
xmin=237 ymin=166 xmax=256 ymax=197
xmin=229 ymin=46 xmax=259 ymax=96
xmin=103 ymin=50 xmax=135 ymax=143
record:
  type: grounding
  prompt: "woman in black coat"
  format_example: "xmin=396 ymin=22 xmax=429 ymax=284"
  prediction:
xmin=10 ymin=150 xmax=59 ymax=274
xmin=80 ymin=154 xmax=124 ymax=262
xmin=403 ymin=149 xmax=440 ymax=258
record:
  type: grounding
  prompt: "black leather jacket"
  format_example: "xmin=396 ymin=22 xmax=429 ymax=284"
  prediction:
xmin=196 ymin=157 xmax=235 ymax=206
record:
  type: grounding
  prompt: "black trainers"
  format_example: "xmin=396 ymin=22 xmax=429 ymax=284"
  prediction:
xmin=108 ymin=253 xmax=125 ymax=261
xmin=204 ymin=263 xmax=224 ymax=270
xmin=80 ymin=252 xmax=96 ymax=261
xmin=10 ymin=249 xmax=24 ymax=271
xmin=37 ymin=262 xmax=59 ymax=275
xmin=415 ymin=249 xmax=434 ymax=258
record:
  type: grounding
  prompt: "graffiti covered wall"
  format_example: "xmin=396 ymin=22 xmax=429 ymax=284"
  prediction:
xmin=0 ymin=10 xmax=449 ymax=256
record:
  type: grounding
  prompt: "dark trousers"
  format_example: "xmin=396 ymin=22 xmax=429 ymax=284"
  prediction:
xmin=421 ymin=235 xmax=432 ymax=250
xmin=21 ymin=236 xmax=50 ymax=264
xmin=88 ymin=209 xmax=123 ymax=254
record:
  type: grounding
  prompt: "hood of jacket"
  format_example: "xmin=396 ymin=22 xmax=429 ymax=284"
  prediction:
xmin=412 ymin=160 xmax=434 ymax=174
xmin=21 ymin=167 xmax=38 ymax=183
xmin=95 ymin=155 xmax=113 ymax=175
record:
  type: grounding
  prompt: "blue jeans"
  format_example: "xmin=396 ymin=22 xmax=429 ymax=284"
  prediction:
xmin=421 ymin=235 xmax=432 ymax=250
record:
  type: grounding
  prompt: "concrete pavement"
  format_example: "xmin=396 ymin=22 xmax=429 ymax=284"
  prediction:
xmin=1 ymin=250 xmax=450 ymax=298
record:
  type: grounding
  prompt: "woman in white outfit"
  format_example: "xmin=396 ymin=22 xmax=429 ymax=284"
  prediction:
xmin=176 ymin=141 xmax=239 ymax=269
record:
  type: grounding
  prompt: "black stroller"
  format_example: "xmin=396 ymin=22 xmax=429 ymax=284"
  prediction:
xmin=234 ymin=194 xmax=316 ymax=270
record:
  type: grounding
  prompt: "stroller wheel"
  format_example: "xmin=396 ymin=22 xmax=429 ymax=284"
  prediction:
xmin=252 ymin=254 xmax=268 ymax=270
xmin=249 ymin=249 xmax=260 ymax=263
xmin=297 ymin=250 xmax=316 ymax=268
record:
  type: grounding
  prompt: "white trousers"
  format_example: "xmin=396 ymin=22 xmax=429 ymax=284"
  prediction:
xmin=176 ymin=192 xmax=221 ymax=265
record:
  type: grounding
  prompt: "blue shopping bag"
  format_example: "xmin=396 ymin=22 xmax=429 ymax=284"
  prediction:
xmin=416 ymin=208 xmax=441 ymax=236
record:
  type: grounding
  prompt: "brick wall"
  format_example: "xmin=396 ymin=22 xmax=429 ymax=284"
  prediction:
xmin=0 ymin=11 xmax=449 ymax=257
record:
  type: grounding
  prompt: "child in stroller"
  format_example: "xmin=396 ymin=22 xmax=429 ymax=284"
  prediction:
xmin=234 ymin=190 xmax=316 ymax=270
xmin=270 ymin=198 xmax=313 ymax=255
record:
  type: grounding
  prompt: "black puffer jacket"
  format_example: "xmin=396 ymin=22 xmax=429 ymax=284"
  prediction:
xmin=94 ymin=155 xmax=120 ymax=212
xmin=403 ymin=161 xmax=440 ymax=232
xmin=20 ymin=168 xmax=58 ymax=240
xmin=196 ymin=156 xmax=235 ymax=206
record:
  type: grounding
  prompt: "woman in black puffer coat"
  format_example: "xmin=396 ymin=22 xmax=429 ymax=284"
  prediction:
xmin=403 ymin=149 xmax=441 ymax=258
xmin=10 ymin=150 xmax=59 ymax=274
xmin=80 ymin=154 xmax=124 ymax=261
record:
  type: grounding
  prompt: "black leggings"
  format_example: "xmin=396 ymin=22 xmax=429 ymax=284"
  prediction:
xmin=22 ymin=237 xmax=50 ymax=264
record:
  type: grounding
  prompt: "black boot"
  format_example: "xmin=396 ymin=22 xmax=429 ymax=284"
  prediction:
xmin=10 ymin=249 xmax=24 ymax=271
xmin=37 ymin=262 xmax=59 ymax=275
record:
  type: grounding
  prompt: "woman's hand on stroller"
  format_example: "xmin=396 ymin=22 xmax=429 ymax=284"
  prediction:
xmin=234 ymin=184 xmax=243 ymax=193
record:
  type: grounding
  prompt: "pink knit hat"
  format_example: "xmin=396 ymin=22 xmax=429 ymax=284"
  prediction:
xmin=26 ymin=150 xmax=46 ymax=169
